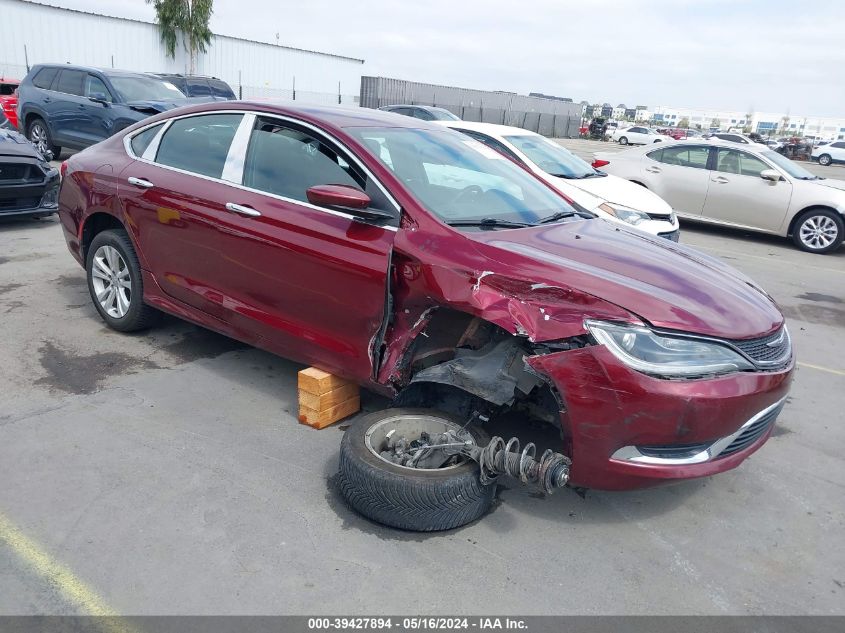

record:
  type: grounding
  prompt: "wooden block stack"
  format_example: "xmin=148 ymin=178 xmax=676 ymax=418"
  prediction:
xmin=297 ymin=367 xmax=360 ymax=429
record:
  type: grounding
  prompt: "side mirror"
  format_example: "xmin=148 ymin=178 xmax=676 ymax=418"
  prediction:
xmin=760 ymin=169 xmax=781 ymax=182
xmin=306 ymin=184 xmax=394 ymax=222
xmin=89 ymin=94 xmax=110 ymax=107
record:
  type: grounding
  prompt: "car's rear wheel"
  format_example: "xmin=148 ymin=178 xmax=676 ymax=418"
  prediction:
xmin=619 ymin=136 xmax=628 ymax=145
xmin=818 ymin=153 xmax=832 ymax=166
xmin=86 ymin=229 xmax=160 ymax=331
xmin=338 ymin=408 xmax=496 ymax=531
xmin=792 ymin=209 xmax=844 ymax=254
xmin=26 ymin=118 xmax=60 ymax=158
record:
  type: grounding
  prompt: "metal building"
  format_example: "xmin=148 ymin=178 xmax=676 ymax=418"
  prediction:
xmin=0 ymin=0 xmax=365 ymax=104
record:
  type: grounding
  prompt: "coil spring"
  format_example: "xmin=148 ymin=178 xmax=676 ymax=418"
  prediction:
xmin=476 ymin=436 xmax=571 ymax=494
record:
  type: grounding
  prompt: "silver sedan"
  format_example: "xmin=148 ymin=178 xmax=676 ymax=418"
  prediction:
xmin=595 ymin=139 xmax=845 ymax=254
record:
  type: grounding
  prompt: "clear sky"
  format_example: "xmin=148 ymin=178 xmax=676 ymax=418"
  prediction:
xmin=26 ymin=0 xmax=845 ymax=116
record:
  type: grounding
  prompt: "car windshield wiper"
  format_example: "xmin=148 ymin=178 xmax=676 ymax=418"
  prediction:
xmin=446 ymin=218 xmax=535 ymax=229
xmin=538 ymin=210 xmax=583 ymax=224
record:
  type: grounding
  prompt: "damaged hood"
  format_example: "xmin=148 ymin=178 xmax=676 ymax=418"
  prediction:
xmin=469 ymin=218 xmax=783 ymax=339
xmin=0 ymin=129 xmax=45 ymax=159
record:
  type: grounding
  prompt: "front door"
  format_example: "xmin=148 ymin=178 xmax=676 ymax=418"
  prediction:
xmin=211 ymin=115 xmax=398 ymax=381
xmin=701 ymin=148 xmax=793 ymax=232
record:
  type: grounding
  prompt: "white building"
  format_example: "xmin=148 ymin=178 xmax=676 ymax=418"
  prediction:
xmin=0 ymin=0 xmax=365 ymax=104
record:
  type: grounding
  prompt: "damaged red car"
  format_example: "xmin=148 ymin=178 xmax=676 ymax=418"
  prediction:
xmin=58 ymin=102 xmax=794 ymax=531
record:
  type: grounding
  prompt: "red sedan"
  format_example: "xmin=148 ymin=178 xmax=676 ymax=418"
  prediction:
xmin=58 ymin=102 xmax=793 ymax=531
xmin=0 ymin=78 xmax=20 ymax=129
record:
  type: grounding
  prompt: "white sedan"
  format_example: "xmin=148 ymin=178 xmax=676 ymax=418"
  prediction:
xmin=812 ymin=141 xmax=845 ymax=166
xmin=436 ymin=121 xmax=679 ymax=239
xmin=595 ymin=139 xmax=845 ymax=253
xmin=611 ymin=126 xmax=672 ymax=145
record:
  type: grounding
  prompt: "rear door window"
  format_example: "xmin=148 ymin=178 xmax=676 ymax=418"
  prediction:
xmin=650 ymin=145 xmax=711 ymax=169
xmin=32 ymin=67 xmax=59 ymax=90
xmin=55 ymin=70 xmax=85 ymax=96
xmin=154 ymin=113 xmax=243 ymax=178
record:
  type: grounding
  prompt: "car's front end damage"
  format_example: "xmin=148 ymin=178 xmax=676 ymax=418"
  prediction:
xmin=371 ymin=216 xmax=794 ymax=492
xmin=0 ymin=126 xmax=59 ymax=218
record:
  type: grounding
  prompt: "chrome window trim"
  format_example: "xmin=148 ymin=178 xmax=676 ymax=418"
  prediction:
xmin=221 ymin=113 xmax=255 ymax=183
xmin=121 ymin=108 xmax=400 ymax=230
xmin=610 ymin=396 xmax=787 ymax=465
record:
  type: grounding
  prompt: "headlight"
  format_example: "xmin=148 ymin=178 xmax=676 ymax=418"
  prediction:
xmin=599 ymin=202 xmax=650 ymax=226
xmin=585 ymin=320 xmax=755 ymax=377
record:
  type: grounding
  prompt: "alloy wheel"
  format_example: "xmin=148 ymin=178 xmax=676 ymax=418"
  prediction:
xmin=91 ymin=245 xmax=132 ymax=318
xmin=29 ymin=123 xmax=49 ymax=155
xmin=799 ymin=215 xmax=839 ymax=250
xmin=819 ymin=154 xmax=831 ymax=166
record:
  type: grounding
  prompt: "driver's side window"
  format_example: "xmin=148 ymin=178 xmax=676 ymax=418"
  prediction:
xmin=85 ymin=75 xmax=112 ymax=102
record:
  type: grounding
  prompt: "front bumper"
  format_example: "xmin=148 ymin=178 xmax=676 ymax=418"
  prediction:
xmin=526 ymin=345 xmax=794 ymax=490
xmin=0 ymin=163 xmax=59 ymax=217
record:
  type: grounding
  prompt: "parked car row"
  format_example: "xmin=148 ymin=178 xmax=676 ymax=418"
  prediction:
xmin=57 ymin=102 xmax=794 ymax=530
xmin=595 ymin=139 xmax=845 ymax=253
xmin=13 ymin=64 xmax=236 ymax=158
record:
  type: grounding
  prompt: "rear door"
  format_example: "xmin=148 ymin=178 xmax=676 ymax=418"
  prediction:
xmin=642 ymin=144 xmax=712 ymax=216
xmin=701 ymin=148 xmax=792 ymax=232
xmin=50 ymin=69 xmax=88 ymax=147
xmin=119 ymin=112 xmax=245 ymax=321
xmin=212 ymin=114 xmax=398 ymax=380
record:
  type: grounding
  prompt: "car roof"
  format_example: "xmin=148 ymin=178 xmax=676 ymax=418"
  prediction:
xmin=436 ymin=120 xmax=538 ymax=137
xmin=32 ymin=64 xmax=152 ymax=79
xmin=148 ymin=101 xmax=450 ymax=131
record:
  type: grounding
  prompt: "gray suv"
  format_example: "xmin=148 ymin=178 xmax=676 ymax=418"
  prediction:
xmin=16 ymin=64 xmax=190 ymax=157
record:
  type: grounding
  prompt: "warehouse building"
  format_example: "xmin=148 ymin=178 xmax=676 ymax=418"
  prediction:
xmin=0 ymin=0 xmax=365 ymax=105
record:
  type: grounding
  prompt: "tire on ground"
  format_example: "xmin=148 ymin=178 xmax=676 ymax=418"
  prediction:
xmin=86 ymin=228 xmax=161 ymax=332
xmin=791 ymin=208 xmax=844 ymax=254
xmin=338 ymin=408 xmax=496 ymax=531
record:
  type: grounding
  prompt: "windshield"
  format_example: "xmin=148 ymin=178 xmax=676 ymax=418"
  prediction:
xmin=428 ymin=107 xmax=461 ymax=121
xmin=761 ymin=149 xmax=818 ymax=179
xmin=109 ymin=76 xmax=184 ymax=102
xmin=349 ymin=127 xmax=584 ymax=227
xmin=505 ymin=134 xmax=596 ymax=178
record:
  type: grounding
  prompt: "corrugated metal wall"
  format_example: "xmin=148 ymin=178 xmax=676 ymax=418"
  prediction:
xmin=361 ymin=76 xmax=583 ymax=137
xmin=0 ymin=0 xmax=364 ymax=104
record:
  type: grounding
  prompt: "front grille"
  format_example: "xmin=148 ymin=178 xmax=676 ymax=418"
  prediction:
xmin=0 ymin=163 xmax=33 ymax=181
xmin=637 ymin=442 xmax=711 ymax=459
xmin=717 ymin=402 xmax=784 ymax=457
xmin=0 ymin=196 xmax=41 ymax=211
xmin=729 ymin=327 xmax=791 ymax=365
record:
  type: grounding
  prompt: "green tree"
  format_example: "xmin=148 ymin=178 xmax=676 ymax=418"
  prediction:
xmin=678 ymin=117 xmax=689 ymax=128
xmin=146 ymin=0 xmax=214 ymax=75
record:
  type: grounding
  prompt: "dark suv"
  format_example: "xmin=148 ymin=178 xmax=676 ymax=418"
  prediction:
xmin=151 ymin=74 xmax=236 ymax=100
xmin=16 ymin=65 xmax=190 ymax=157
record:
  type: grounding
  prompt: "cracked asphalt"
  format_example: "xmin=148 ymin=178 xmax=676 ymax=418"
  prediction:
xmin=0 ymin=178 xmax=843 ymax=615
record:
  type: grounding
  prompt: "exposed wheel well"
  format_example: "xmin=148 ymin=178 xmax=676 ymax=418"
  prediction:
xmin=24 ymin=112 xmax=44 ymax=132
xmin=787 ymin=205 xmax=839 ymax=237
xmin=81 ymin=213 xmax=125 ymax=262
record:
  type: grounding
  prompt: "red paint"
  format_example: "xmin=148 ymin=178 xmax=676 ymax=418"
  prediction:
xmin=0 ymin=79 xmax=20 ymax=129
xmin=58 ymin=102 xmax=794 ymax=490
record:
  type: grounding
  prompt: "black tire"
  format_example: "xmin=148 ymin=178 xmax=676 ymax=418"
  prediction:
xmin=86 ymin=229 xmax=160 ymax=331
xmin=619 ymin=136 xmax=628 ymax=145
xmin=26 ymin=117 xmax=61 ymax=158
xmin=791 ymin=208 xmax=844 ymax=254
xmin=818 ymin=153 xmax=832 ymax=166
xmin=338 ymin=408 xmax=496 ymax=531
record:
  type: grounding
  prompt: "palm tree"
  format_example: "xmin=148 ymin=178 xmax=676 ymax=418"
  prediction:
xmin=146 ymin=0 xmax=214 ymax=75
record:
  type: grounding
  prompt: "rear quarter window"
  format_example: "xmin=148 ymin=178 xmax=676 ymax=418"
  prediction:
xmin=32 ymin=67 xmax=59 ymax=90
xmin=130 ymin=123 xmax=164 ymax=157
xmin=209 ymin=80 xmax=235 ymax=99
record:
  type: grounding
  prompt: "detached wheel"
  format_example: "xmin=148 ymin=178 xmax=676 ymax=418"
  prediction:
xmin=86 ymin=229 xmax=160 ymax=331
xmin=792 ymin=209 xmax=843 ymax=254
xmin=338 ymin=408 xmax=496 ymax=531
xmin=619 ymin=136 xmax=628 ymax=145
xmin=818 ymin=153 xmax=832 ymax=166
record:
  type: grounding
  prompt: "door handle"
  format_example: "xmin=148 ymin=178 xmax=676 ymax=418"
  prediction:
xmin=646 ymin=166 xmax=662 ymax=173
xmin=127 ymin=177 xmax=154 ymax=189
xmin=711 ymin=176 xmax=730 ymax=184
xmin=226 ymin=202 xmax=261 ymax=217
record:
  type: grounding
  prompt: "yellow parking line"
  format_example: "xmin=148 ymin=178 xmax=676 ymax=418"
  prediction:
xmin=798 ymin=361 xmax=845 ymax=376
xmin=0 ymin=512 xmax=131 ymax=629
